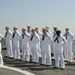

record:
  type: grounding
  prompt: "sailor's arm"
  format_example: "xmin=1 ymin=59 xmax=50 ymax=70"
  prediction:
xmin=63 ymin=36 xmax=67 ymax=44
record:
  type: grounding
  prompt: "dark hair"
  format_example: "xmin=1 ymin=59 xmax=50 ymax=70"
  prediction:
xmin=56 ymin=30 xmax=61 ymax=36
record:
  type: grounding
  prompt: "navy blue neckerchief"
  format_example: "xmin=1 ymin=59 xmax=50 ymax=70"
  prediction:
xmin=42 ymin=33 xmax=47 ymax=40
xmin=30 ymin=34 xmax=35 ymax=41
xmin=22 ymin=33 xmax=26 ymax=39
xmin=54 ymin=35 xmax=60 ymax=43
xmin=63 ymin=32 xmax=69 ymax=39
xmin=12 ymin=32 xmax=16 ymax=38
xmin=27 ymin=30 xmax=30 ymax=33
xmin=5 ymin=31 xmax=8 ymax=37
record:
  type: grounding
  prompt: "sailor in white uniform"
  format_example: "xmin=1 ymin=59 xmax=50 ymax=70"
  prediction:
xmin=35 ymin=26 xmax=42 ymax=57
xmin=63 ymin=28 xmax=74 ymax=62
xmin=52 ymin=27 xmax=57 ymax=38
xmin=45 ymin=26 xmax=53 ymax=55
xmin=27 ymin=25 xmax=32 ymax=55
xmin=5 ymin=26 xmax=13 ymax=58
xmin=30 ymin=28 xmax=40 ymax=64
xmin=54 ymin=30 xmax=67 ymax=70
xmin=45 ymin=26 xmax=52 ymax=36
xmin=52 ymin=27 xmax=57 ymax=59
xmin=12 ymin=27 xmax=21 ymax=59
xmin=21 ymin=28 xmax=30 ymax=62
xmin=27 ymin=25 xmax=31 ymax=35
xmin=41 ymin=28 xmax=53 ymax=66
xmin=0 ymin=33 xmax=4 ymax=65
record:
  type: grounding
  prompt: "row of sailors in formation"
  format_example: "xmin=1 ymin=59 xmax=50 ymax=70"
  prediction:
xmin=0 ymin=26 xmax=74 ymax=70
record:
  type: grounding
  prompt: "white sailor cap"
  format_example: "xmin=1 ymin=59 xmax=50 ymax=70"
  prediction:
xmin=42 ymin=27 xmax=46 ymax=30
xmin=53 ymin=26 xmax=57 ymax=29
xmin=5 ymin=26 xmax=10 ymax=29
xmin=13 ymin=26 xmax=17 ymax=29
xmin=65 ymin=27 xmax=69 ymax=30
xmin=45 ymin=26 xmax=49 ymax=28
xmin=35 ymin=26 xmax=38 ymax=28
xmin=27 ymin=24 xmax=31 ymax=27
xmin=22 ymin=27 xmax=26 ymax=30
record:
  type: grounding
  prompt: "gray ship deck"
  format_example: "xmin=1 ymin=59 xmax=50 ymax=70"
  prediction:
xmin=1 ymin=49 xmax=75 ymax=75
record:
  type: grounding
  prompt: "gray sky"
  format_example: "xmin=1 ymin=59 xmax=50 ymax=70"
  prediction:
xmin=0 ymin=0 xmax=75 ymax=35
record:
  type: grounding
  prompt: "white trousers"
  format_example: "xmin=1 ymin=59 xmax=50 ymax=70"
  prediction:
xmin=0 ymin=44 xmax=3 ymax=65
xmin=21 ymin=45 xmax=30 ymax=61
xmin=0 ymin=54 xmax=3 ymax=65
xmin=31 ymin=45 xmax=39 ymax=63
xmin=6 ymin=42 xmax=13 ymax=58
xmin=42 ymin=46 xmax=51 ymax=65
xmin=53 ymin=43 xmax=56 ymax=59
xmin=55 ymin=52 xmax=65 ymax=68
xmin=65 ymin=44 xmax=73 ymax=62
xmin=38 ymin=42 xmax=41 ymax=57
xmin=13 ymin=43 xmax=20 ymax=59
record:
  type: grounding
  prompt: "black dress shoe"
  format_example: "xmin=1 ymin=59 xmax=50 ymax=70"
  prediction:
xmin=53 ymin=67 xmax=59 ymax=68
xmin=40 ymin=64 xmax=44 ymax=65
xmin=18 ymin=59 xmax=21 ymax=61
xmin=10 ymin=57 xmax=13 ymax=59
xmin=5 ymin=56 xmax=10 ymax=58
xmin=65 ymin=60 xmax=68 ymax=62
xmin=60 ymin=68 xmax=64 ymax=70
xmin=29 ymin=61 xmax=34 ymax=63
